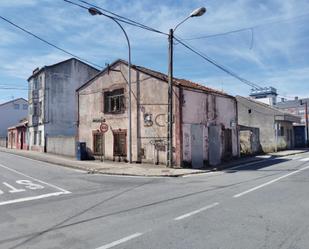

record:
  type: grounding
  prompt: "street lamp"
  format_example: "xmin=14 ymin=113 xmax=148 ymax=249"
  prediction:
xmin=88 ymin=7 xmax=133 ymax=163
xmin=166 ymin=7 xmax=206 ymax=167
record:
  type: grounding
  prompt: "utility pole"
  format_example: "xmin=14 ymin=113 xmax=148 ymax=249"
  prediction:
xmin=167 ymin=29 xmax=174 ymax=167
xmin=165 ymin=7 xmax=206 ymax=168
xmin=305 ymin=101 xmax=308 ymax=147
xmin=300 ymin=100 xmax=308 ymax=147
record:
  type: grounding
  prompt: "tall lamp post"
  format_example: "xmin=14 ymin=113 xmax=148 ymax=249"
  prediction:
xmin=166 ymin=7 xmax=206 ymax=167
xmin=88 ymin=7 xmax=132 ymax=163
xmin=300 ymin=99 xmax=309 ymax=147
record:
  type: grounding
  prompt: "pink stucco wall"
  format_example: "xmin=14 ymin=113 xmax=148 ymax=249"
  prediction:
xmin=181 ymin=89 xmax=238 ymax=166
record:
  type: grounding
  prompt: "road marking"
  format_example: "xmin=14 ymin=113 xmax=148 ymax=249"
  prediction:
xmin=299 ymin=157 xmax=309 ymax=161
xmin=182 ymin=172 xmax=221 ymax=178
xmin=0 ymin=163 xmax=70 ymax=194
xmin=97 ymin=174 xmax=168 ymax=179
xmin=0 ymin=192 xmax=68 ymax=206
xmin=233 ymin=165 xmax=309 ymax=198
xmin=2 ymin=182 xmax=26 ymax=193
xmin=174 ymin=202 xmax=219 ymax=221
xmin=0 ymin=152 xmax=86 ymax=173
xmin=95 ymin=233 xmax=143 ymax=249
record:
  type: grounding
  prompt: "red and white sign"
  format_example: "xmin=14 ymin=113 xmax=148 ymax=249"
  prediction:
xmin=100 ymin=122 xmax=109 ymax=133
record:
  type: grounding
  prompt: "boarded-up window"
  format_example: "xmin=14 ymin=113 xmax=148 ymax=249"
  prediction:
xmin=223 ymin=128 xmax=232 ymax=158
xmin=113 ymin=131 xmax=127 ymax=156
xmin=104 ymin=89 xmax=125 ymax=114
xmin=38 ymin=131 xmax=42 ymax=145
xmin=93 ymin=132 xmax=104 ymax=155
xmin=34 ymin=131 xmax=37 ymax=145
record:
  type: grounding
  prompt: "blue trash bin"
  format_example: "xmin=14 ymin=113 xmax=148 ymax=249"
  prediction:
xmin=76 ymin=142 xmax=87 ymax=160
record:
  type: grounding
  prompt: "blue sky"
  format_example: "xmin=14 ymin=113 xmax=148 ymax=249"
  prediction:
xmin=0 ymin=0 xmax=309 ymax=103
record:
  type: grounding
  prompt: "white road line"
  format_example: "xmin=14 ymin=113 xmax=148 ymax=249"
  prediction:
xmin=0 ymin=163 xmax=70 ymax=194
xmin=182 ymin=172 xmax=221 ymax=178
xmin=299 ymin=157 xmax=309 ymax=161
xmin=97 ymin=174 xmax=168 ymax=179
xmin=233 ymin=165 xmax=309 ymax=198
xmin=174 ymin=202 xmax=219 ymax=221
xmin=0 ymin=152 xmax=86 ymax=173
xmin=0 ymin=191 xmax=69 ymax=206
xmin=95 ymin=233 xmax=143 ymax=249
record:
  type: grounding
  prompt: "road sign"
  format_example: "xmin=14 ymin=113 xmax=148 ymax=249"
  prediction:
xmin=100 ymin=122 xmax=109 ymax=133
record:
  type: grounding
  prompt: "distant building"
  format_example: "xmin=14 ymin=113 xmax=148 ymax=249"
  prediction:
xmin=7 ymin=119 xmax=28 ymax=150
xmin=237 ymin=96 xmax=300 ymax=154
xmin=27 ymin=58 xmax=99 ymax=152
xmin=0 ymin=98 xmax=28 ymax=139
xmin=276 ymin=97 xmax=307 ymax=124
xmin=77 ymin=59 xmax=239 ymax=168
xmin=276 ymin=97 xmax=308 ymax=147
xmin=249 ymin=87 xmax=278 ymax=106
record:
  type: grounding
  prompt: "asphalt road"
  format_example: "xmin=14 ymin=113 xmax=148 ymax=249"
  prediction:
xmin=1 ymin=151 xmax=309 ymax=249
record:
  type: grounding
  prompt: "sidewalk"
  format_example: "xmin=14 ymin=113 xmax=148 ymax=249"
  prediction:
xmin=0 ymin=147 xmax=308 ymax=177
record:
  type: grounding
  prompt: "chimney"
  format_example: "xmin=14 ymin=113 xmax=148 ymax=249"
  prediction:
xmin=295 ymin=96 xmax=299 ymax=100
xmin=32 ymin=67 xmax=40 ymax=75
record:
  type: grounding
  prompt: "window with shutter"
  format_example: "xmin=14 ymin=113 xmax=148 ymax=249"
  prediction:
xmin=113 ymin=131 xmax=127 ymax=156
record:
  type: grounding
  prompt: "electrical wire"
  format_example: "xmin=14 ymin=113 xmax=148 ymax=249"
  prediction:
xmin=0 ymin=15 xmax=103 ymax=69
xmin=184 ymin=28 xmax=253 ymax=41
xmin=0 ymin=87 xmax=28 ymax=90
xmin=76 ymin=0 xmax=167 ymax=35
xmin=174 ymin=36 xmax=263 ymax=90
xmin=63 ymin=0 xmax=168 ymax=35
xmin=182 ymin=12 xmax=309 ymax=41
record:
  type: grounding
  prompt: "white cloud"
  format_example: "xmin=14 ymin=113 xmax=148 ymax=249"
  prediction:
xmin=0 ymin=53 xmax=69 ymax=79
xmin=0 ymin=0 xmax=309 ymax=100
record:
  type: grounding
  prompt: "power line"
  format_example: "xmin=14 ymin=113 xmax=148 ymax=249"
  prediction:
xmin=76 ymin=0 xmax=167 ymax=35
xmin=174 ymin=36 xmax=263 ymax=89
xmin=63 ymin=0 xmax=168 ymax=35
xmin=0 ymin=87 xmax=28 ymax=90
xmin=0 ymin=15 xmax=103 ymax=69
xmin=182 ymin=12 xmax=309 ymax=41
xmin=184 ymin=28 xmax=253 ymax=41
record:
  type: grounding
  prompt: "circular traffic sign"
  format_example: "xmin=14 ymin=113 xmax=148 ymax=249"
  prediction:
xmin=100 ymin=122 xmax=109 ymax=133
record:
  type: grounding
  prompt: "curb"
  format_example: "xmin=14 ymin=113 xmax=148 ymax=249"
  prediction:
xmin=0 ymin=149 xmax=207 ymax=177
xmin=1 ymin=148 xmax=308 ymax=177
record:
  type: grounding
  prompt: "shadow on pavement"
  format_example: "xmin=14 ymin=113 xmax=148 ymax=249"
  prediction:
xmin=223 ymin=157 xmax=291 ymax=173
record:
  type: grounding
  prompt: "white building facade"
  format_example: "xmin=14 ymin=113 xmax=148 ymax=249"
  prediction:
xmin=27 ymin=58 xmax=99 ymax=152
xmin=0 ymin=98 xmax=28 ymax=139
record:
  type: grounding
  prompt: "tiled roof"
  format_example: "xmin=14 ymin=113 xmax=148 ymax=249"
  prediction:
xmin=8 ymin=119 xmax=28 ymax=130
xmin=77 ymin=59 xmax=233 ymax=98
xmin=132 ymin=62 xmax=232 ymax=97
